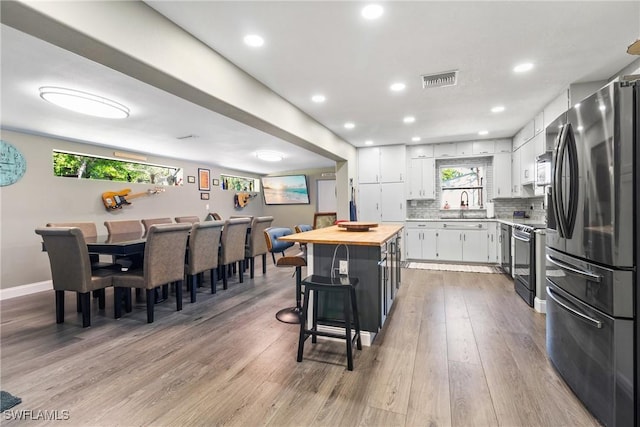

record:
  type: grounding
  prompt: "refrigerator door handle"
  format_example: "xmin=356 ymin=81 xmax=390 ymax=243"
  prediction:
xmin=546 ymin=254 xmax=602 ymax=283
xmin=547 ymin=287 xmax=603 ymax=328
xmin=553 ymin=124 xmax=569 ymax=238
xmin=564 ymin=123 xmax=579 ymax=238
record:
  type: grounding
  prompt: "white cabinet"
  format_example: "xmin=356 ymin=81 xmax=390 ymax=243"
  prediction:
xmin=408 ymin=158 xmax=435 ymax=199
xmin=381 ymin=182 xmax=405 ymax=221
xmin=534 ymin=111 xmax=544 ymax=135
xmin=487 ymin=222 xmax=498 ymax=263
xmin=462 ymin=229 xmax=488 ymax=263
xmin=358 ymin=148 xmax=380 ymax=183
xmin=380 ymin=146 xmax=406 ymax=182
xmin=520 ymin=139 xmax=535 ymax=185
xmin=472 ymin=140 xmax=494 ymax=155
xmin=434 ymin=143 xmax=456 ymax=157
xmin=408 ymin=145 xmax=434 ymax=159
xmin=493 ymin=152 xmax=512 ymax=199
xmin=358 ymin=183 xmax=380 ymax=221
xmin=357 ymin=146 xmax=405 ymax=184
xmin=511 ymin=147 xmax=522 ymax=197
xmin=456 ymin=142 xmax=473 ymax=156
xmin=513 ymin=121 xmax=535 ymax=150
xmin=494 ymin=139 xmax=512 ymax=153
xmin=358 ymin=182 xmax=405 ymax=222
xmin=406 ymin=225 xmax=437 ymax=260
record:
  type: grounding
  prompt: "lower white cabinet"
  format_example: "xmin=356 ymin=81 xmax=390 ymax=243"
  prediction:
xmin=406 ymin=221 xmax=497 ymax=263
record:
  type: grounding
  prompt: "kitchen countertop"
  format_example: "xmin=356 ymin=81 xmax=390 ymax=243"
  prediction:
xmin=277 ymin=224 xmax=403 ymax=246
xmin=406 ymin=218 xmax=547 ymax=227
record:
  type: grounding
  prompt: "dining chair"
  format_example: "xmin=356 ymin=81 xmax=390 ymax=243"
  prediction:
xmin=141 ymin=217 xmax=172 ymax=233
xmin=294 ymin=224 xmax=313 ymax=253
xmin=244 ymin=216 xmax=274 ymax=279
xmin=218 ymin=218 xmax=251 ymax=289
xmin=175 ymin=216 xmax=200 ymax=224
xmin=185 ymin=220 xmax=224 ymax=302
xmin=104 ymin=219 xmax=144 ymax=271
xmin=313 ymin=212 xmax=337 ymax=229
xmin=112 ymin=223 xmax=191 ymax=323
xmin=264 ymin=227 xmax=296 ymax=264
xmin=46 ymin=221 xmax=114 ymax=270
xmin=35 ymin=227 xmax=115 ymax=327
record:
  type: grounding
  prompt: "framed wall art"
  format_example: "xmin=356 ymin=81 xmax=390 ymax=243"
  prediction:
xmin=198 ymin=168 xmax=210 ymax=191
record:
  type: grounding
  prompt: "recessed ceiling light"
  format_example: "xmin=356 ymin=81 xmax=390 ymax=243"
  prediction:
xmin=513 ymin=62 xmax=534 ymax=73
xmin=365 ymin=140 xmax=374 ymax=145
xmin=361 ymin=4 xmax=384 ymax=20
xmin=255 ymin=150 xmax=283 ymax=162
xmin=39 ymin=86 xmax=130 ymax=119
xmin=599 ymin=105 xmax=606 ymax=111
xmin=344 ymin=122 xmax=355 ymax=129
xmin=390 ymin=82 xmax=406 ymax=92
xmin=478 ymin=130 xmax=489 ymax=136
xmin=244 ymin=34 xmax=264 ymax=47
xmin=491 ymin=106 xmax=505 ymax=113
xmin=577 ymin=126 xmax=584 ymax=131
xmin=403 ymin=116 xmax=415 ymax=124
xmin=574 ymin=103 xmax=581 ymax=108
xmin=411 ymin=136 xmax=421 ymax=142
xmin=311 ymin=94 xmax=326 ymax=103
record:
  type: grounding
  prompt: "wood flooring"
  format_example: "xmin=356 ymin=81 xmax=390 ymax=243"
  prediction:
xmin=0 ymin=264 xmax=602 ymax=426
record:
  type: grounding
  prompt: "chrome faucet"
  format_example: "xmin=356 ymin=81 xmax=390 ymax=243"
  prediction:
xmin=460 ymin=191 xmax=469 ymax=208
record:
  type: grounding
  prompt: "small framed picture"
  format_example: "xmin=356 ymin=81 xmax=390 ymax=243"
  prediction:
xmin=187 ymin=176 xmax=196 ymax=184
xmin=212 ymin=178 xmax=220 ymax=186
xmin=200 ymin=192 xmax=210 ymax=200
xmin=198 ymin=168 xmax=210 ymax=191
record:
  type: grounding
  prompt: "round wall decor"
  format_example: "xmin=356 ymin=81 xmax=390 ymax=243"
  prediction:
xmin=0 ymin=141 xmax=27 ymax=186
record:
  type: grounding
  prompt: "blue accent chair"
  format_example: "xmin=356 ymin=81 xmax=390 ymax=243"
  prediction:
xmin=264 ymin=227 xmax=295 ymax=264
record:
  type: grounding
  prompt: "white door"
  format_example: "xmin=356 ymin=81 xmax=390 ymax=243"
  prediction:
xmin=317 ymin=179 xmax=336 ymax=212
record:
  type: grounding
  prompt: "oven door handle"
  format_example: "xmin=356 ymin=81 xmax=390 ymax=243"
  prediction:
xmin=513 ymin=233 xmax=530 ymax=243
xmin=546 ymin=254 xmax=602 ymax=283
xmin=546 ymin=287 xmax=603 ymax=329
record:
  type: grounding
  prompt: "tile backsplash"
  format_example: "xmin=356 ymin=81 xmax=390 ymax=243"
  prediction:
xmin=406 ymin=197 xmax=546 ymax=221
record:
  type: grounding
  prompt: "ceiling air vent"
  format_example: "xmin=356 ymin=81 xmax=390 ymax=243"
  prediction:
xmin=421 ymin=70 xmax=458 ymax=89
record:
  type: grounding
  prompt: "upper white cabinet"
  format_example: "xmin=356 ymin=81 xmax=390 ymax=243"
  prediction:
xmin=408 ymin=145 xmax=434 ymax=159
xmin=358 ymin=146 xmax=406 ymax=184
xmin=513 ymin=121 xmax=535 ymax=150
xmin=534 ymin=111 xmax=544 ymax=135
xmin=493 ymin=152 xmax=512 ymax=199
xmin=408 ymin=157 xmax=435 ymax=199
xmin=358 ymin=182 xmax=405 ymax=222
xmin=434 ymin=143 xmax=457 ymax=157
xmin=520 ymin=139 xmax=535 ymax=185
xmin=472 ymin=140 xmax=494 ymax=155
xmin=494 ymin=139 xmax=512 ymax=153
xmin=512 ymin=146 xmax=522 ymax=197
xmin=456 ymin=142 xmax=473 ymax=156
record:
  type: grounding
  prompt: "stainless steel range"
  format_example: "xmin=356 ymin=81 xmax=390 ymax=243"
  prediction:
xmin=512 ymin=223 xmax=546 ymax=308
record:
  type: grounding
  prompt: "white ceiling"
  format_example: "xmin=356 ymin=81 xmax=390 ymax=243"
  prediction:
xmin=2 ymin=1 xmax=639 ymax=174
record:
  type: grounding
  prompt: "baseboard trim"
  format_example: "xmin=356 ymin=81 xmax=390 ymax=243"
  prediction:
xmin=0 ymin=280 xmax=52 ymax=301
xmin=534 ymin=297 xmax=546 ymax=314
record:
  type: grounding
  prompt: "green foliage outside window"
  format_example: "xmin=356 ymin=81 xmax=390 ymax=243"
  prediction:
xmin=53 ymin=151 xmax=182 ymax=186
xmin=220 ymin=174 xmax=259 ymax=192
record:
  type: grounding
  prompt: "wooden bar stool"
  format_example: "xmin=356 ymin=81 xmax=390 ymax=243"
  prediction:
xmin=297 ymin=275 xmax=362 ymax=371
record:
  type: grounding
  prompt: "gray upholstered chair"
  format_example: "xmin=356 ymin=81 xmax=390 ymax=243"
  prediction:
xmin=218 ymin=218 xmax=251 ymax=289
xmin=142 ymin=217 xmax=172 ymax=234
xmin=185 ymin=221 xmax=224 ymax=302
xmin=244 ymin=216 xmax=274 ymax=279
xmin=175 ymin=216 xmax=200 ymax=224
xmin=104 ymin=219 xmax=143 ymax=235
xmin=46 ymin=221 xmax=114 ymax=270
xmin=112 ymin=223 xmax=191 ymax=323
xmin=35 ymin=227 xmax=115 ymax=327
xmin=264 ymin=227 xmax=296 ymax=264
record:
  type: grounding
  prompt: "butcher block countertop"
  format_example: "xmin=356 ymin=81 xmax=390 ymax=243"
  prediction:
xmin=277 ymin=224 xmax=404 ymax=246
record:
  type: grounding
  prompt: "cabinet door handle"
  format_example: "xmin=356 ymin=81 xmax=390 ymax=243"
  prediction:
xmin=400 ymin=174 xmax=403 ymax=181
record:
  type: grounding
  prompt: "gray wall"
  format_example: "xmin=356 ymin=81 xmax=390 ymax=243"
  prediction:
xmin=0 ymin=129 xmax=270 ymax=289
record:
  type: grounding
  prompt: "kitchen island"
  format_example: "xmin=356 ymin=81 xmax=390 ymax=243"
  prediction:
xmin=278 ymin=223 xmax=403 ymax=346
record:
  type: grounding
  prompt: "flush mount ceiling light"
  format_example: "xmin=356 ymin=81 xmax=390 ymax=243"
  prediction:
xmin=411 ymin=136 xmax=421 ymax=142
xmin=244 ymin=34 xmax=264 ymax=47
xmin=513 ymin=62 xmax=534 ymax=73
xmin=255 ymin=150 xmax=283 ymax=162
xmin=39 ymin=86 xmax=129 ymax=119
xmin=478 ymin=130 xmax=489 ymax=136
xmin=344 ymin=122 xmax=355 ymax=129
xmin=311 ymin=94 xmax=326 ymax=103
xmin=403 ymin=116 xmax=415 ymax=124
xmin=361 ymin=4 xmax=384 ymax=20
xmin=491 ymin=105 xmax=505 ymax=113
xmin=365 ymin=140 xmax=374 ymax=145
xmin=390 ymin=82 xmax=406 ymax=92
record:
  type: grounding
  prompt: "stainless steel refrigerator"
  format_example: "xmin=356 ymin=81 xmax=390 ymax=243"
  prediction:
xmin=545 ymin=80 xmax=638 ymax=427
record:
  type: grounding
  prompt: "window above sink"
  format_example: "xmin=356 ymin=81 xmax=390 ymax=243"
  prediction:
xmin=439 ymin=162 xmax=487 ymax=210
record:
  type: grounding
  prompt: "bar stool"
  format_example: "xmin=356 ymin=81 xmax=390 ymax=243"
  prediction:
xmin=297 ymin=275 xmax=362 ymax=371
xmin=275 ymin=255 xmax=307 ymax=324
